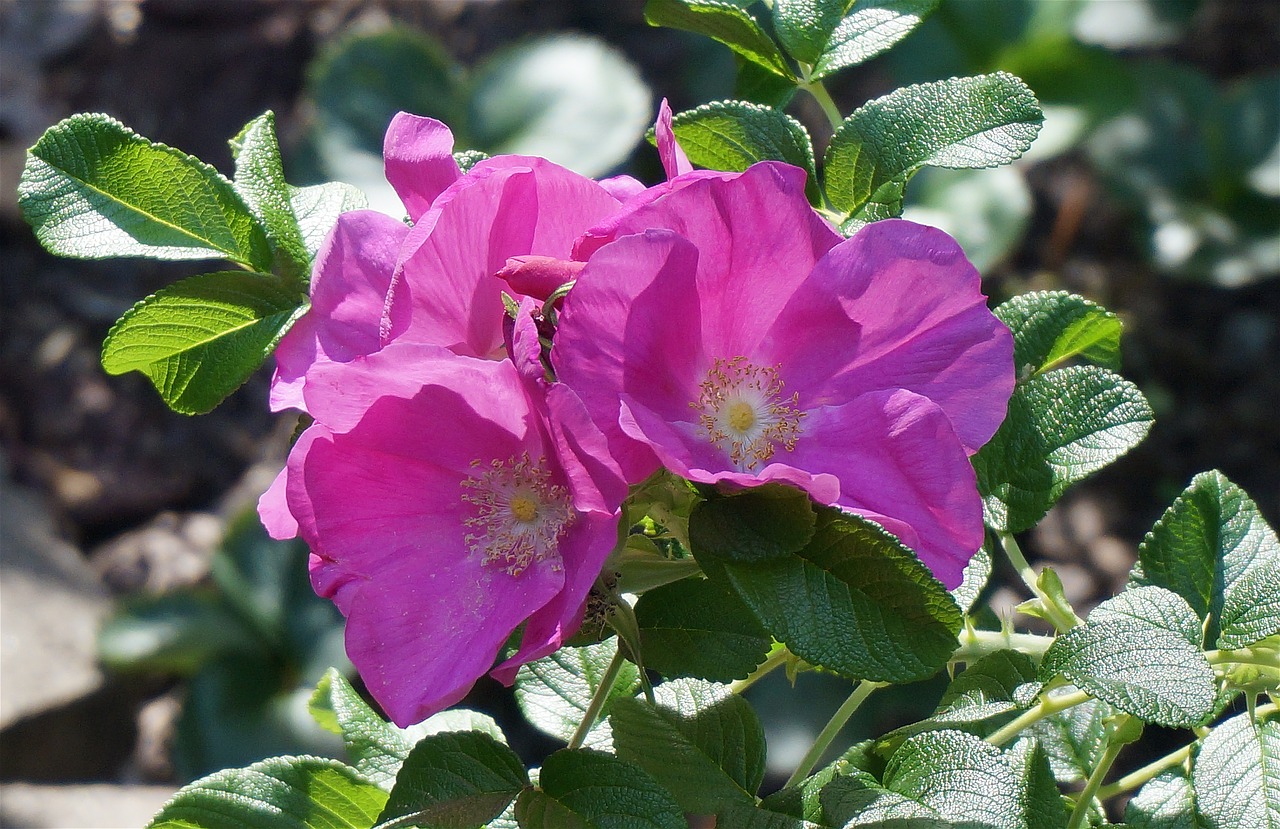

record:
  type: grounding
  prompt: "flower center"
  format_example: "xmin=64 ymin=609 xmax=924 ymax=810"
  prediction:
xmin=692 ymin=356 xmax=805 ymax=471
xmin=461 ymin=453 xmax=573 ymax=577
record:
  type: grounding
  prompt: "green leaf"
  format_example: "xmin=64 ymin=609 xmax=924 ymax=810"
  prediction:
xmin=973 ymin=365 xmax=1154 ymax=533
xmin=467 ymin=35 xmax=651 ymax=178
xmin=97 ymin=590 xmax=260 ymax=675
xmin=1192 ymin=710 xmax=1280 ymax=829
xmin=636 ymin=577 xmax=772 ymax=682
xmin=812 ymin=0 xmax=942 ymax=80
xmin=1136 ymin=470 xmax=1280 ymax=649
xmin=515 ymin=749 xmax=685 ymax=829
xmin=996 ymin=291 xmax=1124 ymax=376
xmin=100 ymin=271 xmax=306 ymax=414
xmin=735 ymin=56 xmax=800 ymax=109
xmin=644 ymin=0 xmax=794 ymax=79
xmin=19 ymin=113 xmax=271 ymax=268
xmin=773 ymin=0 xmax=847 ymax=64
xmin=1005 ymin=738 xmax=1071 ymax=829
xmin=823 ymin=72 xmax=1042 ymax=218
xmin=875 ymin=649 xmax=1036 ymax=756
xmin=378 ymin=731 xmax=527 ymax=829
xmin=231 ymin=112 xmax=310 ymax=280
xmin=308 ymin=669 xmax=505 ymax=791
xmin=146 ymin=755 xmax=387 ymax=829
xmin=514 ymin=639 xmax=639 ymax=750
xmin=610 ymin=678 xmax=766 ymax=814
xmin=952 ymin=545 xmax=993 ymax=615
xmin=1125 ymin=771 xmax=1206 ymax=829
xmin=836 ymin=729 xmax=1052 ymax=828
xmin=288 ymin=182 xmax=368 ymax=261
xmin=714 ymin=801 xmax=825 ymax=829
xmin=702 ymin=507 xmax=962 ymax=683
xmin=1039 ymin=587 xmax=1217 ymax=727
xmin=668 ymin=100 xmax=819 ymax=201
xmin=1024 ymin=695 xmax=1114 ymax=785
xmin=689 ymin=484 xmax=817 ymax=564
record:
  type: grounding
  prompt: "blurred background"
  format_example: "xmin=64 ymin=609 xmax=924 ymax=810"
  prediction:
xmin=0 ymin=0 xmax=1276 ymax=826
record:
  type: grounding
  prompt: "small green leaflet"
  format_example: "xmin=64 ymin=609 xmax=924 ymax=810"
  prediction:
xmin=824 ymin=72 xmax=1042 ymax=219
xmin=231 ymin=112 xmax=311 ymax=282
xmin=823 ymin=730 xmax=1066 ymax=828
xmin=667 ymin=100 xmax=820 ymax=203
xmin=1136 ymin=470 xmax=1280 ymax=649
xmin=288 ymin=181 xmax=369 ymax=261
xmin=1039 ymin=587 xmax=1217 ymax=728
xmin=635 ymin=577 xmax=772 ymax=682
xmin=974 ymin=365 xmax=1154 ymax=533
xmin=378 ymin=731 xmax=527 ymax=829
xmin=1192 ymin=710 xmax=1280 ymax=829
xmin=875 ymin=649 xmax=1038 ymax=756
xmin=514 ymin=749 xmax=686 ymax=829
xmin=812 ymin=0 xmax=941 ymax=80
xmin=1124 ymin=772 xmax=1205 ymax=829
xmin=146 ymin=755 xmax=387 ymax=829
xmin=772 ymin=0 xmax=847 ymax=65
xmin=952 ymin=545 xmax=993 ymax=614
xmin=699 ymin=507 xmax=962 ymax=683
xmin=308 ymin=669 xmax=505 ymax=791
xmin=514 ymin=638 xmax=639 ymax=750
xmin=689 ymin=483 xmax=816 ymax=564
xmin=610 ymin=678 xmax=767 ymax=815
xmin=20 ymin=113 xmax=271 ymax=269
xmin=995 ymin=291 xmax=1124 ymax=376
xmin=644 ymin=0 xmax=794 ymax=79
xmin=101 ymin=271 xmax=307 ymax=415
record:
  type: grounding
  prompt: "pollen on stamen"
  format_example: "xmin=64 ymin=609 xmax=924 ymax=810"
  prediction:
xmin=692 ymin=356 xmax=805 ymax=471
xmin=461 ymin=453 xmax=573 ymax=577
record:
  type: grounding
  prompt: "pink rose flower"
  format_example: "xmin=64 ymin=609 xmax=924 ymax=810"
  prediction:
xmin=283 ymin=309 xmax=623 ymax=726
xmin=552 ymin=162 xmax=1014 ymax=587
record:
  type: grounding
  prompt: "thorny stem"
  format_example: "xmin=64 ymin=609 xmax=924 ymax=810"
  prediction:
xmin=951 ymin=625 xmax=1054 ymax=663
xmin=729 ymin=646 xmax=790 ymax=695
xmin=985 ymin=687 xmax=1092 ymax=747
xmin=567 ymin=644 xmax=628 ymax=750
xmin=998 ymin=531 xmax=1082 ymax=632
xmin=785 ymin=680 xmax=885 ymax=789
xmin=1067 ymin=723 xmax=1129 ymax=829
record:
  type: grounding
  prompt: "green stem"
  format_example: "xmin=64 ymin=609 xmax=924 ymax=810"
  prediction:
xmin=951 ymin=626 xmax=1055 ymax=663
xmin=729 ymin=646 xmax=790 ymax=695
xmin=1094 ymin=743 xmax=1192 ymax=801
xmin=998 ymin=531 xmax=1081 ymax=632
xmin=985 ymin=687 xmax=1092 ymax=747
xmin=784 ymin=681 xmax=884 ymax=789
xmin=1067 ymin=727 xmax=1127 ymax=829
xmin=800 ymin=75 xmax=844 ymax=132
xmin=567 ymin=644 xmax=628 ymax=750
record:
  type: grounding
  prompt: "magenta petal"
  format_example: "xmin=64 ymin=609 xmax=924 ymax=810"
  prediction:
xmin=554 ymin=230 xmax=706 ymax=484
xmin=656 ymin=98 xmax=693 ymax=179
xmin=816 ymin=220 xmax=1014 ymax=452
xmin=383 ymin=113 xmax=462 ymax=221
xmin=609 ymin=162 xmax=841 ymax=357
xmin=270 ymin=210 xmax=409 ymax=411
xmin=330 ymin=540 xmax=562 ymax=726
xmin=788 ymin=389 xmax=984 ymax=588
xmin=257 ymin=465 xmax=298 ymax=540
xmin=287 ymin=354 xmax=582 ymax=724
xmin=302 ymin=342 xmax=511 ymax=438
xmin=385 ymin=161 xmax=622 ymax=358
xmin=597 ymin=174 xmax=647 ymax=201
